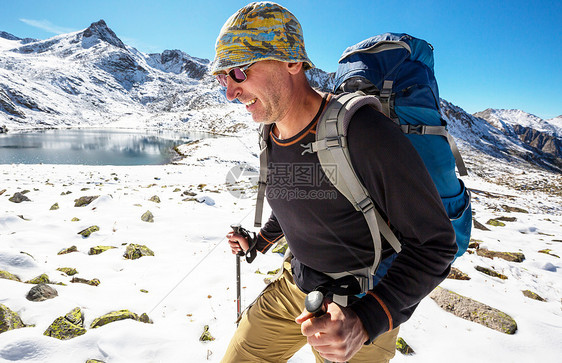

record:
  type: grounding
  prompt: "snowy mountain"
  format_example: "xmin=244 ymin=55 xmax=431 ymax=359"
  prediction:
xmin=0 ymin=20 xmax=560 ymax=173
xmin=441 ymin=101 xmax=562 ymax=172
xmin=0 ymin=20 xmax=242 ymax=132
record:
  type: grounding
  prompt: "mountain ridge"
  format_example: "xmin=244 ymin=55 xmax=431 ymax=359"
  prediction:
xmin=0 ymin=20 xmax=560 ymax=173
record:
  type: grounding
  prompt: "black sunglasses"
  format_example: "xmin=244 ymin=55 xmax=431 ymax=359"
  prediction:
xmin=216 ymin=63 xmax=255 ymax=87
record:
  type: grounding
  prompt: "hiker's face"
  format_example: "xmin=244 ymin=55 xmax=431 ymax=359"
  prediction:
xmin=225 ymin=60 xmax=290 ymax=124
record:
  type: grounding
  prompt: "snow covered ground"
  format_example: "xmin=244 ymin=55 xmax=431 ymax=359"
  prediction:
xmin=1 ymin=130 xmax=561 ymax=362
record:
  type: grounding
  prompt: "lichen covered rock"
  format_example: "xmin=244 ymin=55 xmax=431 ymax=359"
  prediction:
xmin=50 ymin=203 xmax=60 ymax=210
xmin=475 ymin=266 xmax=508 ymax=280
xmin=486 ymin=219 xmax=506 ymax=227
xmin=123 ymin=244 xmax=154 ymax=260
xmin=71 ymin=277 xmax=100 ymax=286
xmin=90 ymin=310 xmax=152 ymax=329
xmin=430 ymin=286 xmax=517 ymax=334
xmin=78 ymin=225 xmax=100 ymax=237
xmin=44 ymin=307 xmax=86 ymax=340
xmin=141 ymin=210 xmax=154 ymax=223
xmin=447 ymin=267 xmax=471 ymax=280
xmin=88 ymin=246 xmax=117 ymax=255
xmin=522 ymin=290 xmax=546 ymax=301
xmin=25 ymin=273 xmax=50 ymax=284
xmin=58 ymin=245 xmax=78 ymax=255
xmin=0 ymin=270 xmax=21 ymax=282
xmin=57 ymin=267 xmax=78 ymax=276
xmin=199 ymin=325 xmax=215 ymax=342
xmin=396 ymin=337 xmax=415 ymax=355
xmin=476 ymin=249 xmax=525 ymax=262
xmin=0 ymin=304 xmax=26 ymax=334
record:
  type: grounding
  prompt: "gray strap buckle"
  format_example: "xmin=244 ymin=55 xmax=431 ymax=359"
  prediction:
xmin=404 ymin=124 xmax=426 ymax=135
xmin=325 ymin=136 xmax=345 ymax=149
xmin=356 ymin=197 xmax=374 ymax=214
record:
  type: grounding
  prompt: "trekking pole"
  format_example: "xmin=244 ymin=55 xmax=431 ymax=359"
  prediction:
xmin=231 ymin=224 xmax=244 ymax=325
xmin=305 ymin=290 xmax=345 ymax=363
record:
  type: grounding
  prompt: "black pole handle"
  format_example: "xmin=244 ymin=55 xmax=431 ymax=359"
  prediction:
xmin=305 ymin=290 xmax=327 ymax=317
xmin=230 ymin=224 xmax=245 ymax=256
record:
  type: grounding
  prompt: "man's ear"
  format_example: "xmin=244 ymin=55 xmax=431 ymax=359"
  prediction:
xmin=286 ymin=62 xmax=303 ymax=74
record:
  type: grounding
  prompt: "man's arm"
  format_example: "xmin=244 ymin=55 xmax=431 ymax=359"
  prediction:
xmin=346 ymin=106 xmax=457 ymax=343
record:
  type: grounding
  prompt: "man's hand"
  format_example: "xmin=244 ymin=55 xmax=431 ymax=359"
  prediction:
xmin=226 ymin=231 xmax=249 ymax=254
xmin=296 ymin=301 xmax=368 ymax=362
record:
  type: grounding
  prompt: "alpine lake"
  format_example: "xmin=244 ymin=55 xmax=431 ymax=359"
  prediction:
xmin=0 ymin=128 xmax=209 ymax=165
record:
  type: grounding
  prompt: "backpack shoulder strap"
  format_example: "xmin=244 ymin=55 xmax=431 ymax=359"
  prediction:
xmin=309 ymin=92 xmax=402 ymax=276
xmin=254 ymin=123 xmax=272 ymax=228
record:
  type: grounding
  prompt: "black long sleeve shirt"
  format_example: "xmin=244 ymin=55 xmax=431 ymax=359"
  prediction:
xmin=254 ymin=99 xmax=457 ymax=342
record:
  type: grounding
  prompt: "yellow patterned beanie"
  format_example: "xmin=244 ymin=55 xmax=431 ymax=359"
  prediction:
xmin=211 ymin=1 xmax=314 ymax=75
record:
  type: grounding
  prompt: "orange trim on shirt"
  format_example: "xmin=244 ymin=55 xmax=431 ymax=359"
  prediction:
xmin=367 ymin=291 xmax=393 ymax=331
xmin=270 ymin=120 xmax=319 ymax=146
xmin=269 ymin=93 xmax=331 ymax=147
xmin=258 ymin=231 xmax=285 ymax=253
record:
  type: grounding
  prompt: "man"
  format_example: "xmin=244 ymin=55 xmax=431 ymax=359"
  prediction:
xmin=212 ymin=2 xmax=457 ymax=362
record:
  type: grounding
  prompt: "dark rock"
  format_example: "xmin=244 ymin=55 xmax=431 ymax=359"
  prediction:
xmin=74 ymin=196 xmax=99 ymax=207
xmin=9 ymin=192 xmax=31 ymax=203
xmin=496 ymin=216 xmax=517 ymax=222
xmin=71 ymin=277 xmax=100 ymax=286
xmin=50 ymin=203 xmax=60 ymax=210
xmin=26 ymin=283 xmax=58 ymax=302
xmin=430 ymin=287 xmax=517 ymax=334
xmin=473 ymin=219 xmax=491 ymax=231
xmin=477 ymin=249 xmax=525 ymax=262
xmin=0 ymin=304 xmax=26 ymax=334
xmin=447 ymin=267 xmax=471 ymax=280
xmin=501 ymin=205 xmax=529 ymax=213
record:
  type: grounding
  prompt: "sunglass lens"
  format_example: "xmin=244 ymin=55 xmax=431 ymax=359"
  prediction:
xmin=229 ymin=68 xmax=247 ymax=83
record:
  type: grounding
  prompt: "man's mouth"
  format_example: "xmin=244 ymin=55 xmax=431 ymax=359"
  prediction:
xmin=244 ymin=98 xmax=257 ymax=107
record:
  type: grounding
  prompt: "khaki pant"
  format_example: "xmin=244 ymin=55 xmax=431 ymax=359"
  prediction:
xmin=222 ymin=262 xmax=398 ymax=362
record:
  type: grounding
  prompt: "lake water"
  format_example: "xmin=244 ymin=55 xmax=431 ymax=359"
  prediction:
xmin=0 ymin=128 xmax=208 ymax=165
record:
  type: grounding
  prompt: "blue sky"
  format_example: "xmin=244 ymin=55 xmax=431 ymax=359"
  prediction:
xmin=1 ymin=0 xmax=560 ymax=119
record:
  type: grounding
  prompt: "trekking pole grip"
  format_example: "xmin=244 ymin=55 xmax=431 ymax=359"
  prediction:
xmin=230 ymin=224 xmax=245 ymax=256
xmin=305 ymin=290 xmax=327 ymax=317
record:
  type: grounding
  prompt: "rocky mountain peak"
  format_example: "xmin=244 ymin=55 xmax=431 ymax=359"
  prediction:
xmin=0 ymin=31 xmax=20 ymax=41
xmin=82 ymin=20 xmax=125 ymax=49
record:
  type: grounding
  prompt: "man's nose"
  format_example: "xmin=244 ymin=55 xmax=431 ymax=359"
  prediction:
xmin=225 ymin=78 xmax=241 ymax=102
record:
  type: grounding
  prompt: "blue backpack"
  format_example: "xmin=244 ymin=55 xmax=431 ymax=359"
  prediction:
xmin=331 ymin=33 xmax=472 ymax=260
